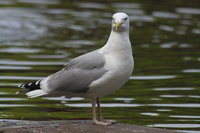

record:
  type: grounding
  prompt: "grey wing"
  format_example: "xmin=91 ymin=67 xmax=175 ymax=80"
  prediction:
xmin=41 ymin=50 xmax=107 ymax=93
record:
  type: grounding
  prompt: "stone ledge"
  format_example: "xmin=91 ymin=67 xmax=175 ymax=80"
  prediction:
xmin=0 ymin=120 xmax=180 ymax=133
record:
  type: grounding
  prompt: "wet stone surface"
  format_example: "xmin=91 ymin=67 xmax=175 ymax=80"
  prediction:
xmin=0 ymin=120 xmax=180 ymax=133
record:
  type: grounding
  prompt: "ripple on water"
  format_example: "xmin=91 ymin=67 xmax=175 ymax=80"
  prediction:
xmin=114 ymin=98 xmax=135 ymax=101
xmin=0 ymin=92 xmax=8 ymax=95
xmin=0 ymin=98 xmax=26 ymax=101
xmin=160 ymin=95 xmax=183 ymax=98
xmin=130 ymin=75 xmax=176 ymax=80
xmin=0 ymin=60 xmax=65 ymax=65
xmin=160 ymin=42 xmax=177 ymax=48
xmin=147 ymin=124 xmax=200 ymax=128
xmin=169 ymin=115 xmax=200 ymax=119
xmin=0 ymin=9 xmax=47 ymax=41
xmin=63 ymin=40 xmax=95 ymax=46
xmin=114 ymin=98 xmax=135 ymax=103
xmin=18 ymin=0 xmax=60 ymax=5
xmin=149 ymin=103 xmax=200 ymax=108
xmin=0 ymin=0 xmax=13 ymax=5
xmin=176 ymin=7 xmax=200 ymax=14
xmin=151 ymin=98 xmax=162 ymax=100
xmin=43 ymin=97 xmax=84 ymax=101
xmin=65 ymin=103 xmax=140 ymax=107
xmin=191 ymin=29 xmax=200 ymax=34
xmin=27 ymin=54 xmax=68 ymax=59
xmin=182 ymin=69 xmax=200 ymax=73
xmin=179 ymin=43 xmax=192 ymax=48
xmin=141 ymin=112 xmax=159 ymax=116
xmin=0 ymin=66 xmax=31 ymax=70
xmin=0 ymin=48 xmax=42 ymax=53
xmin=159 ymin=25 xmax=174 ymax=32
xmin=157 ymin=109 xmax=171 ymax=111
xmin=188 ymin=95 xmax=200 ymax=98
xmin=0 ymin=83 xmax=22 ymax=86
xmin=154 ymin=87 xmax=194 ymax=91
xmin=129 ymin=15 xmax=154 ymax=22
xmin=78 ymin=2 xmax=106 ymax=9
xmin=0 ymin=104 xmax=35 ymax=107
xmin=152 ymin=11 xmax=180 ymax=19
xmin=0 ymin=76 xmax=43 ymax=80
xmin=112 ymin=3 xmax=141 ymax=9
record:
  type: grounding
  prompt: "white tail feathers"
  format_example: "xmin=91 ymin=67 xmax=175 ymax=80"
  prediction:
xmin=26 ymin=90 xmax=48 ymax=98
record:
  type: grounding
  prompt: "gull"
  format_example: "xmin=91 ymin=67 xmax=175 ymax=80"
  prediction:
xmin=16 ymin=12 xmax=134 ymax=126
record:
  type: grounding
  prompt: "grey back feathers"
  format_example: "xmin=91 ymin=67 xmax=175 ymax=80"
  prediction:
xmin=41 ymin=50 xmax=107 ymax=93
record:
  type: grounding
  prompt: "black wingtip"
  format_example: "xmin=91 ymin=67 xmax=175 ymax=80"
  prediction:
xmin=16 ymin=84 xmax=27 ymax=94
xmin=18 ymin=84 xmax=25 ymax=88
xmin=16 ymin=79 xmax=42 ymax=94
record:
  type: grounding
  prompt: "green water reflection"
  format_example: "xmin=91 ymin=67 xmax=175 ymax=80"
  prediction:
xmin=0 ymin=0 xmax=200 ymax=132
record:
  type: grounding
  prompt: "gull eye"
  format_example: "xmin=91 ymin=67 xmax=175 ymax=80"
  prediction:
xmin=124 ymin=17 xmax=128 ymax=21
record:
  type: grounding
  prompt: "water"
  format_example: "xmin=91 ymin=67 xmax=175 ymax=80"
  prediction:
xmin=0 ymin=0 xmax=200 ymax=132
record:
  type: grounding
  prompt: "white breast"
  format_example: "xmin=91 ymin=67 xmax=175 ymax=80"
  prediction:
xmin=87 ymin=46 xmax=134 ymax=98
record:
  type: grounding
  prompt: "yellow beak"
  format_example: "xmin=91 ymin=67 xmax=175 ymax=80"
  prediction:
xmin=115 ymin=21 xmax=122 ymax=31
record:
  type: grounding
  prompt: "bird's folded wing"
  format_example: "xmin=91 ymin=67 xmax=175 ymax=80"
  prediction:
xmin=41 ymin=50 xmax=107 ymax=93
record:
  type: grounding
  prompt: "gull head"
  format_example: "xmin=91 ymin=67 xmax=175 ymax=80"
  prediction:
xmin=112 ymin=12 xmax=129 ymax=32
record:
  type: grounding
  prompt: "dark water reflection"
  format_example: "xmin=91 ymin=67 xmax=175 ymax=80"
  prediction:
xmin=0 ymin=0 xmax=200 ymax=132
